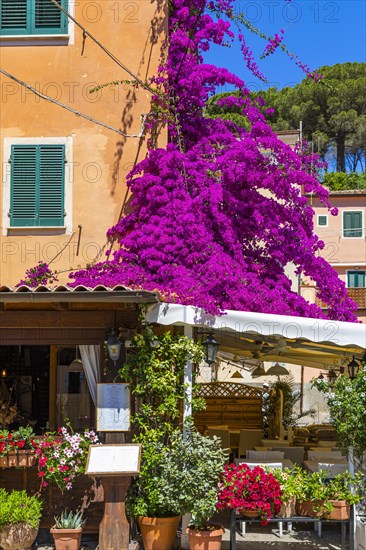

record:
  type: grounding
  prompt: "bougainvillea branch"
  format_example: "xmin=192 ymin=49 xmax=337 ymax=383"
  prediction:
xmin=21 ymin=0 xmax=357 ymax=321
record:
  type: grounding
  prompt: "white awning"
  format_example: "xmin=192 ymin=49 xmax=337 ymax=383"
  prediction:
xmin=146 ymin=303 xmax=366 ymax=370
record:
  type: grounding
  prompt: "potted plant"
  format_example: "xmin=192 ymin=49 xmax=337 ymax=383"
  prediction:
xmin=182 ymin=428 xmax=227 ymax=550
xmin=271 ymin=467 xmax=304 ymax=518
xmin=127 ymin=427 xmax=227 ymax=550
xmin=50 ymin=509 xmax=85 ymax=550
xmin=0 ymin=488 xmax=43 ymax=550
xmin=217 ymin=463 xmax=282 ymax=525
xmin=35 ymin=423 xmax=99 ymax=491
xmin=127 ymin=433 xmax=187 ymax=550
xmin=296 ymin=470 xmax=363 ymax=519
xmin=0 ymin=426 xmax=38 ymax=468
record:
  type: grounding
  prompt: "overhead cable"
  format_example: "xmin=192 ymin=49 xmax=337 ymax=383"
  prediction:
xmin=0 ymin=68 xmax=147 ymax=139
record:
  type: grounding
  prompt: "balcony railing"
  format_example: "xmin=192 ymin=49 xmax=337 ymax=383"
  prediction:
xmin=315 ymin=288 xmax=366 ymax=310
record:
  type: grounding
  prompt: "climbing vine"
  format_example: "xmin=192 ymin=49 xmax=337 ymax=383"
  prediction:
xmin=119 ymin=324 xmax=205 ymax=443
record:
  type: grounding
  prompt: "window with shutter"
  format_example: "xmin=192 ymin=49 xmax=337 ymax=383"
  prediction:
xmin=0 ymin=0 xmax=68 ymax=35
xmin=10 ymin=144 xmax=65 ymax=227
xmin=347 ymin=271 xmax=366 ymax=288
xmin=343 ymin=211 xmax=363 ymax=238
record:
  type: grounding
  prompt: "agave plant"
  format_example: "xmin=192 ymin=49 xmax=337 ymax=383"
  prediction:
xmin=54 ymin=509 xmax=85 ymax=529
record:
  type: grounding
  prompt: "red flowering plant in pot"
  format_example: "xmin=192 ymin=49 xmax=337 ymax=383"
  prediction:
xmin=0 ymin=426 xmax=38 ymax=467
xmin=217 ymin=464 xmax=282 ymax=525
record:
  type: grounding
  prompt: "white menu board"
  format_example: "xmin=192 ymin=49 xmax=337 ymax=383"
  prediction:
xmin=85 ymin=444 xmax=141 ymax=476
xmin=96 ymin=383 xmax=130 ymax=432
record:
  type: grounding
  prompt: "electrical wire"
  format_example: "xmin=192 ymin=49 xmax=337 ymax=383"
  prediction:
xmin=49 ymin=0 xmax=156 ymax=95
xmin=0 ymin=68 xmax=147 ymax=138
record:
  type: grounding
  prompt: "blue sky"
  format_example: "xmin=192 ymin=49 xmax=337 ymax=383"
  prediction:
xmin=203 ymin=0 xmax=366 ymax=92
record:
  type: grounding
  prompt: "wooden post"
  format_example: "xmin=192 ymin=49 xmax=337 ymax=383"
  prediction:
xmin=99 ymin=476 xmax=130 ymax=550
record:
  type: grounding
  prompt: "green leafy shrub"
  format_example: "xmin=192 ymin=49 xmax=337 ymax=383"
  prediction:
xmin=0 ymin=489 xmax=43 ymax=528
xmin=323 ymin=172 xmax=366 ymax=191
xmin=312 ymin=369 xmax=366 ymax=459
xmin=126 ymin=426 xmax=226 ymax=526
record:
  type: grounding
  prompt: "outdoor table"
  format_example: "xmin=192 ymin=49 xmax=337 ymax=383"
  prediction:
xmin=303 ymin=459 xmax=347 ymax=473
xmin=261 ymin=439 xmax=290 ymax=446
xmin=229 ymin=509 xmax=352 ymax=550
xmin=242 ymin=459 xmax=294 ymax=469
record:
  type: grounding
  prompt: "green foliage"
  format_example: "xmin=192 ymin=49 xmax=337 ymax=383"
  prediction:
xmin=312 ymin=369 xmax=366 ymax=459
xmin=54 ymin=509 xmax=85 ymax=529
xmin=323 ymin=172 xmax=366 ymax=190
xmin=0 ymin=489 xmax=43 ymax=529
xmin=119 ymin=324 xmax=205 ymax=442
xmin=207 ymin=63 xmax=366 ymax=172
xmin=262 ymin=375 xmax=315 ymax=436
xmin=270 ymin=467 xmax=304 ymax=503
xmin=295 ymin=470 xmax=363 ymax=508
xmin=205 ymin=92 xmax=250 ymax=130
xmin=126 ymin=426 xmax=226 ymax=524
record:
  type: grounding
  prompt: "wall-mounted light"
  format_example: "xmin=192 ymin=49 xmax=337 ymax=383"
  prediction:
xmin=202 ymin=334 xmax=219 ymax=366
xmin=348 ymin=356 xmax=360 ymax=380
xmin=327 ymin=368 xmax=338 ymax=385
xmin=107 ymin=329 xmax=122 ymax=366
xmin=1 ymin=368 xmax=7 ymax=378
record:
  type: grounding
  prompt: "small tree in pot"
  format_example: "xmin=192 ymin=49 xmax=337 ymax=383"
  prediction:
xmin=183 ymin=427 xmax=228 ymax=550
xmin=127 ymin=426 xmax=227 ymax=550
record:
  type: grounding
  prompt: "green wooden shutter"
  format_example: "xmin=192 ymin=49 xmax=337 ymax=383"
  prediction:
xmin=348 ymin=271 xmax=366 ymax=288
xmin=352 ymin=212 xmax=362 ymax=237
xmin=38 ymin=144 xmax=65 ymax=226
xmin=0 ymin=0 xmax=68 ymax=35
xmin=33 ymin=0 xmax=68 ymax=34
xmin=0 ymin=0 xmax=28 ymax=35
xmin=10 ymin=144 xmax=65 ymax=227
xmin=10 ymin=145 xmax=38 ymax=226
xmin=343 ymin=211 xmax=362 ymax=237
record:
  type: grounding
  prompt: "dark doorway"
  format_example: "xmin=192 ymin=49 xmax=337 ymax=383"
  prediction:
xmin=0 ymin=345 xmax=49 ymax=434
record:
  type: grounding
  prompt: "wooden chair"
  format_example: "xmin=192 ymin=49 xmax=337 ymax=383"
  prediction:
xmin=238 ymin=429 xmax=262 ymax=458
xmin=275 ymin=446 xmax=305 ymax=466
xmin=207 ymin=428 xmax=231 ymax=452
xmin=246 ymin=450 xmax=285 ymax=461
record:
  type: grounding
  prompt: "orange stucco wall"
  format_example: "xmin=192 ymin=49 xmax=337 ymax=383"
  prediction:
xmin=0 ymin=0 xmax=167 ymax=285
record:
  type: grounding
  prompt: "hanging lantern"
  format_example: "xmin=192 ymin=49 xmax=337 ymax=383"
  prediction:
xmin=107 ymin=329 xmax=122 ymax=366
xmin=347 ymin=356 xmax=360 ymax=380
xmin=202 ymin=334 xmax=219 ymax=366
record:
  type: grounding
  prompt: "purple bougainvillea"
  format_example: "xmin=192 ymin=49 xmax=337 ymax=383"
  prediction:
xmin=22 ymin=0 xmax=357 ymax=321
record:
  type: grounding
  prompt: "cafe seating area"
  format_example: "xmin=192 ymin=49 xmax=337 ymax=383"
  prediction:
xmin=205 ymin=424 xmax=348 ymax=473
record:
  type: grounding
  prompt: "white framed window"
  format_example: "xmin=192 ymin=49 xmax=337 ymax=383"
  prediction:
xmin=3 ymin=137 xmax=73 ymax=235
xmin=342 ymin=210 xmax=364 ymax=238
xmin=317 ymin=214 xmax=328 ymax=227
xmin=0 ymin=0 xmax=75 ymax=45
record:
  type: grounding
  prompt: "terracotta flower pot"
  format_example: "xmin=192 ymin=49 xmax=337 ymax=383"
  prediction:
xmin=137 ymin=516 xmax=180 ymax=550
xmin=239 ymin=509 xmax=260 ymax=518
xmin=0 ymin=523 xmax=38 ymax=550
xmin=296 ymin=499 xmax=350 ymax=520
xmin=50 ymin=526 xmax=83 ymax=550
xmin=276 ymin=497 xmax=296 ymax=518
xmin=186 ymin=526 xmax=224 ymax=550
